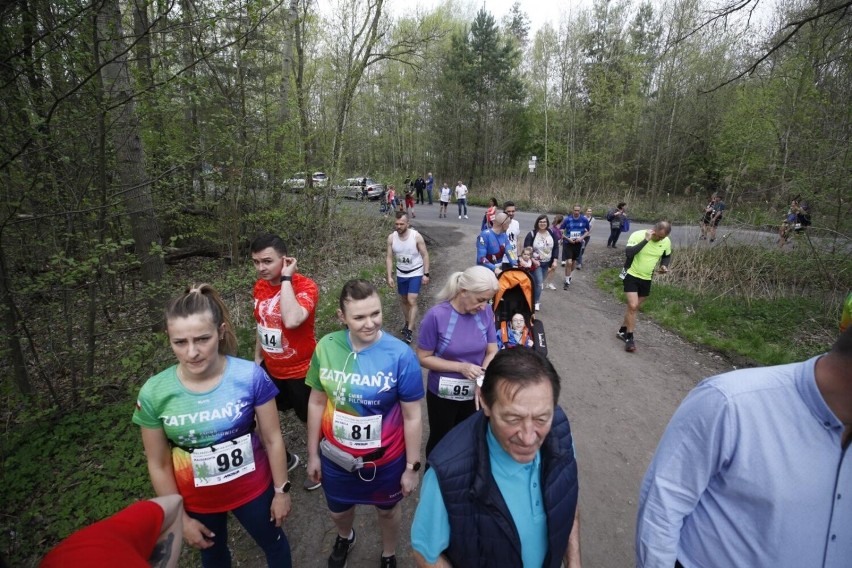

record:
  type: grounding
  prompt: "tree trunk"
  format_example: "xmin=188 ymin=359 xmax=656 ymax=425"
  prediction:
xmin=97 ymin=0 xmax=165 ymax=305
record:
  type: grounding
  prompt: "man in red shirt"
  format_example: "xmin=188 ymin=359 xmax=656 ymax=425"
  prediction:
xmin=251 ymin=234 xmax=320 ymax=490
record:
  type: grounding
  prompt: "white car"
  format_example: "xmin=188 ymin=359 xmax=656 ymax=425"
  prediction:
xmin=284 ymin=171 xmax=328 ymax=191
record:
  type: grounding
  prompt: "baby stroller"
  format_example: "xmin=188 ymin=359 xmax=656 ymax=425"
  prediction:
xmin=493 ymin=268 xmax=547 ymax=356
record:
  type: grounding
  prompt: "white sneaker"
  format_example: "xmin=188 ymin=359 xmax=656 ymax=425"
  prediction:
xmin=459 ymin=215 xmax=462 ymax=219
xmin=534 ymin=303 xmax=540 ymax=311
xmin=547 ymin=283 xmax=557 ymax=290
xmin=464 ymin=215 xmax=469 ymax=219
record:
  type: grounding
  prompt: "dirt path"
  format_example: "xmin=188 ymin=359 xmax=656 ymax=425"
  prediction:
xmin=215 ymin=205 xmax=737 ymax=568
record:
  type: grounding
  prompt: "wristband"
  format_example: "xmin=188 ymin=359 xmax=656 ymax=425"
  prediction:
xmin=424 ymin=272 xmax=430 ymax=277
xmin=280 ymin=275 xmax=292 ymax=282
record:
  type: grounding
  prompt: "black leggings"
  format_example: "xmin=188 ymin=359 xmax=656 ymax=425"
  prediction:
xmin=607 ymin=228 xmax=622 ymax=247
xmin=425 ymin=390 xmax=477 ymax=457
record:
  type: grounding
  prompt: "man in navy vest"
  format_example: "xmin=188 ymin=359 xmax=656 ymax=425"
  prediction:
xmin=411 ymin=348 xmax=582 ymax=567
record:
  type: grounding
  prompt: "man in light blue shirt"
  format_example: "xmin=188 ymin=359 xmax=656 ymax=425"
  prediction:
xmin=636 ymin=327 xmax=852 ymax=568
xmin=411 ymin=348 xmax=581 ymax=568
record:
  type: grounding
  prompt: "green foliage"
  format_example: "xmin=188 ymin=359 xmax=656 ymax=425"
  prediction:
xmin=1 ymin=402 xmax=151 ymax=565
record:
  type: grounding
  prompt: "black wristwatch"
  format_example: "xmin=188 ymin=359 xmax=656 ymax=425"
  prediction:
xmin=280 ymin=275 xmax=292 ymax=283
xmin=406 ymin=461 xmax=422 ymax=472
xmin=274 ymin=481 xmax=292 ymax=494
xmin=424 ymin=272 xmax=430 ymax=277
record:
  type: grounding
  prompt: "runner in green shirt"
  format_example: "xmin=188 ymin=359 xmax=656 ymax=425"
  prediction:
xmin=617 ymin=221 xmax=673 ymax=352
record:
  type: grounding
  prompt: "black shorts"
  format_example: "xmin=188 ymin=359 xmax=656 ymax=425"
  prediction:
xmin=261 ymin=362 xmax=311 ymax=423
xmin=562 ymin=242 xmax=583 ymax=261
xmin=623 ymin=273 xmax=652 ymax=297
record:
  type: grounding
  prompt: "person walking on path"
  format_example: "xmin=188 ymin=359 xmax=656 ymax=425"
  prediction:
xmin=455 ymin=181 xmax=468 ymax=219
xmin=386 ymin=211 xmax=430 ymax=344
xmin=415 ymin=266 xmax=499 ymax=457
xmin=559 ymin=206 xmax=591 ymax=290
xmin=250 ymin=234 xmax=321 ymax=491
xmin=133 ymin=284 xmax=294 ymax=567
xmin=411 ymin=348 xmax=582 ymax=568
xmin=306 ymin=280 xmax=424 ymax=568
xmin=476 ymin=211 xmax=514 ymax=275
xmin=636 ymin=326 xmax=852 ymax=568
xmin=524 ymin=214 xmax=557 ymax=311
xmin=414 ymin=175 xmax=426 ymax=205
xmin=502 ymin=201 xmax=520 ymax=269
xmin=606 ymin=203 xmax=627 ymax=248
xmin=700 ymin=193 xmax=725 ymax=242
xmin=438 ymin=183 xmax=451 ymax=218
xmin=576 ymin=207 xmax=594 ymax=270
xmin=426 ymin=173 xmax=434 ymax=205
xmin=617 ymin=221 xmax=672 ymax=353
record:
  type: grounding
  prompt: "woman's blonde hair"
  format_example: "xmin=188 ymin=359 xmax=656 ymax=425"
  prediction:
xmin=436 ymin=266 xmax=499 ymax=302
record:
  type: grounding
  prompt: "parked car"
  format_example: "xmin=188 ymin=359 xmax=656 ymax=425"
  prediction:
xmin=284 ymin=171 xmax=328 ymax=191
xmin=334 ymin=177 xmax=387 ymax=200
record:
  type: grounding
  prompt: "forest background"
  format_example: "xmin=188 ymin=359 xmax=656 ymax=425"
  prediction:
xmin=1 ymin=0 xmax=849 ymax=564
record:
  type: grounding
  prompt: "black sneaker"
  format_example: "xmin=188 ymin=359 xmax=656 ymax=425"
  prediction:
xmin=616 ymin=329 xmax=627 ymax=341
xmin=625 ymin=338 xmax=636 ymax=352
xmin=563 ymin=282 xmax=569 ymax=290
xmin=401 ymin=323 xmax=409 ymax=334
xmin=328 ymin=530 xmax=356 ymax=568
xmin=303 ymin=477 xmax=322 ymax=491
xmin=287 ymin=452 xmax=300 ymax=472
xmin=402 ymin=328 xmax=413 ymax=344
xmin=380 ymin=555 xmax=397 ymax=568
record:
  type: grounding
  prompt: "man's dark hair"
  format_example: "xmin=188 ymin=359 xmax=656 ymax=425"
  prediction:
xmin=481 ymin=348 xmax=561 ymax=408
xmin=832 ymin=325 xmax=852 ymax=359
xmin=395 ymin=211 xmax=408 ymax=220
xmin=250 ymin=233 xmax=287 ymax=255
xmin=503 ymin=200 xmax=516 ymax=210
xmin=617 ymin=202 xmax=626 ymax=209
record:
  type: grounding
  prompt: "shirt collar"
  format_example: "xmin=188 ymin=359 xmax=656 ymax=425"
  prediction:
xmin=797 ymin=355 xmax=844 ymax=432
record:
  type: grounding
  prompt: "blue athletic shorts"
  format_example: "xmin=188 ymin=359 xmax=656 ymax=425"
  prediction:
xmin=397 ymin=275 xmax=423 ymax=296
xmin=321 ymin=452 xmax=405 ymax=512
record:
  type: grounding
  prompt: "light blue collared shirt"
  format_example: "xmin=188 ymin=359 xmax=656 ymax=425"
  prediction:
xmin=636 ymin=356 xmax=851 ymax=568
xmin=411 ymin=425 xmax=546 ymax=566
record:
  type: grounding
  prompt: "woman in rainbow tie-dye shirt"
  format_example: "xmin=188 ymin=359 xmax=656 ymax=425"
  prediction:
xmin=133 ymin=284 xmax=293 ymax=567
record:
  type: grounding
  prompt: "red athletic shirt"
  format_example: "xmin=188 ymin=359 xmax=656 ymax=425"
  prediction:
xmin=253 ymin=274 xmax=318 ymax=379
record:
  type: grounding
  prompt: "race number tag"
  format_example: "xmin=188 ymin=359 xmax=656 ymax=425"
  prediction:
xmin=332 ymin=411 xmax=382 ymax=449
xmin=190 ymin=433 xmax=255 ymax=487
xmin=569 ymin=230 xmax=581 ymax=239
xmin=396 ymin=255 xmax=413 ymax=265
xmin=438 ymin=376 xmax=475 ymax=401
xmin=257 ymin=324 xmax=283 ymax=354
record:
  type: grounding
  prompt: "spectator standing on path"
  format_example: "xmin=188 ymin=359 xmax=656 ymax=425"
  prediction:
xmin=477 ymin=211 xmax=514 ymax=275
xmin=700 ymin=193 xmax=725 ymax=242
xmin=411 ymin=348 xmax=582 ymax=568
xmin=636 ymin=326 xmax=852 ymax=568
xmin=617 ymin=221 xmax=672 ymax=353
xmin=455 ymin=181 xmax=468 ymax=219
xmin=438 ymin=183 xmax=451 ymax=218
xmin=250 ymin=234 xmax=321 ymax=491
xmin=414 ymin=175 xmax=426 ymax=205
xmin=524 ymin=214 xmax=557 ymax=311
xmin=606 ymin=203 xmax=627 ymax=248
xmin=426 ymin=173 xmax=434 ymax=205
xmin=305 ymin=280 xmax=424 ymax=568
xmin=559 ymin=206 xmax=591 ymax=290
xmin=133 ymin=284 xmax=294 ymax=567
xmin=502 ymin=201 xmax=520 ymax=269
xmin=483 ymin=197 xmax=498 ymax=229
xmin=416 ymin=266 xmax=499 ymax=457
xmin=405 ymin=187 xmax=416 ymax=218
xmin=386 ymin=211 xmax=431 ymax=344
xmin=576 ymin=207 xmax=594 ymax=270
xmin=386 ymin=186 xmax=397 ymax=216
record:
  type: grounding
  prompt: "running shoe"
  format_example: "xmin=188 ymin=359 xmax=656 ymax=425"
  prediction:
xmin=328 ymin=530 xmax=356 ymax=568
xmin=577 ymin=263 xmax=582 ymax=270
xmin=561 ymin=260 xmax=566 ymax=266
xmin=402 ymin=328 xmax=413 ymax=344
xmin=287 ymin=452 xmax=300 ymax=472
xmin=464 ymin=215 xmax=469 ymax=219
xmin=563 ymin=282 xmax=569 ymax=290
xmin=459 ymin=215 xmax=462 ymax=219
xmin=616 ymin=329 xmax=627 ymax=341
xmin=547 ymin=283 xmax=557 ymax=290
xmin=380 ymin=555 xmax=397 ymax=568
xmin=625 ymin=338 xmax=636 ymax=352
xmin=534 ymin=303 xmax=540 ymax=312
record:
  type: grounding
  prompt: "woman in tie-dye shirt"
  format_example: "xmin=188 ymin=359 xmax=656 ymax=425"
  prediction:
xmin=133 ymin=284 xmax=293 ymax=568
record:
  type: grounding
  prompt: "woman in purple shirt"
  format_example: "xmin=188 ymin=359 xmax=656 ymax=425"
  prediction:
xmin=415 ymin=266 xmax=499 ymax=456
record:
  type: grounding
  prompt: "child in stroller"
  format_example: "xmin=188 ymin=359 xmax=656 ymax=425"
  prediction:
xmin=498 ymin=313 xmax=534 ymax=349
